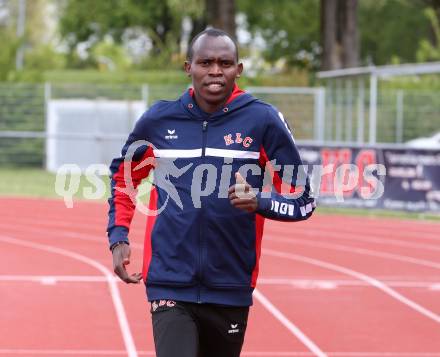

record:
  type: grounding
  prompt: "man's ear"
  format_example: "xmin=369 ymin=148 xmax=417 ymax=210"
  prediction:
xmin=184 ymin=61 xmax=191 ymax=76
xmin=237 ymin=62 xmax=243 ymax=77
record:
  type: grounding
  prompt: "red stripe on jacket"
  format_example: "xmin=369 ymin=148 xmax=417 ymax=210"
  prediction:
xmin=142 ymin=186 xmax=158 ymax=282
xmin=259 ymin=145 xmax=301 ymax=195
xmin=251 ymin=214 xmax=265 ymax=287
xmin=112 ymin=145 xmax=155 ymax=228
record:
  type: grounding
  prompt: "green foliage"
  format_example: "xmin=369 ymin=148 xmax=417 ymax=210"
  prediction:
xmin=25 ymin=44 xmax=67 ymax=71
xmin=91 ymin=38 xmax=132 ymax=71
xmin=238 ymin=0 xmax=440 ymax=68
xmin=375 ymin=88 xmax=440 ymax=143
xmin=381 ymin=74 xmax=440 ymax=91
xmin=2 ymin=0 xmax=440 ymax=78
xmin=238 ymin=0 xmax=320 ymax=69
xmin=43 ymin=69 xmax=191 ymax=85
xmin=0 ymin=29 xmax=19 ymax=81
xmin=0 ymin=0 xmax=67 ymax=79
xmin=317 ymin=206 xmax=440 ymax=221
xmin=59 ymin=0 xmax=185 ymax=62
xmin=0 ymin=168 xmax=112 ymax=200
xmin=41 ymin=68 xmax=311 ymax=87
xmin=59 ymin=0 xmax=135 ymax=45
xmin=0 ymin=83 xmax=45 ymax=166
xmin=0 ymin=83 xmax=45 ymax=131
xmin=359 ymin=0 xmax=432 ymax=65
xmin=0 ymin=138 xmax=45 ymax=167
xmin=417 ymin=8 xmax=440 ymax=61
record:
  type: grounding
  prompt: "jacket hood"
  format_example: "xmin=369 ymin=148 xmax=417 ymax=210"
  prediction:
xmin=180 ymin=84 xmax=258 ymax=119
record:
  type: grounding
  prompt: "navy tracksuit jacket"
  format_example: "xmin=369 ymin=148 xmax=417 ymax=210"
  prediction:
xmin=107 ymin=85 xmax=315 ymax=306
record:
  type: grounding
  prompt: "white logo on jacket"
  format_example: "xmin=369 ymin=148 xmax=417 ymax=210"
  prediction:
xmin=165 ymin=129 xmax=178 ymax=140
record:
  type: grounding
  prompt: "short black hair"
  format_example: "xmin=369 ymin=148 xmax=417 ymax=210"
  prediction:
xmin=186 ymin=28 xmax=239 ymax=62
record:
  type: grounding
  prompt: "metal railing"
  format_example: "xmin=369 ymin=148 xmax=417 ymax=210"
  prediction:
xmin=0 ymin=83 xmax=325 ymax=168
xmin=1 ymin=82 xmax=438 ymax=169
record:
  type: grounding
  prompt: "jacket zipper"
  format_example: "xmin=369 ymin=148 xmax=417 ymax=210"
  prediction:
xmin=198 ymin=119 xmax=209 ymax=303
xmin=202 ymin=120 xmax=208 ymax=155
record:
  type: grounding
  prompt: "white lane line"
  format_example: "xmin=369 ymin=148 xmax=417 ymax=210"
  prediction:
xmin=0 ymin=351 xmax=439 ymax=357
xmin=2 ymin=275 xmax=440 ymax=289
xmin=270 ymin=226 xmax=440 ymax=251
xmin=0 ymin=350 xmax=152 ymax=356
xmin=243 ymin=354 xmax=440 ymax=357
xmin=243 ymin=353 xmax=440 ymax=357
xmin=3 ymin=220 xmax=440 ymax=264
xmin=0 ymin=223 xmax=145 ymax=249
xmin=260 ymin=278 xmax=337 ymax=290
xmin=253 ymin=289 xmax=327 ymax=357
xmin=267 ymin=236 xmax=440 ymax=270
xmin=270 ymin=222 xmax=440 ymax=242
xmin=5 ymin=215 xmax=440 ymax=243
xmin=304 ymin=218 xmax=440 ymax=240
xmin=4 ymin=225 xmax=440 ymax=282
xmin=263 ymin=248 xmax=440 ymax=325
xmin=0 ymin=235 xmax=138 ymax=357
xmin=258 ymin=278 xmax=440 ymax=289
xmin=0 ymin=275 xmax=111 ymax=282
xmin=4 ymin=224 xmax=440 ymax=338
xmin=0 ymin=219 xmax=103 ymax=232
xmin=1 ymin=208 xmax=439 ymax=243
xmin=0 ymin=223 xmax=146 ymax=252
xmin=4 ymin=224 xmax=440 ymax=289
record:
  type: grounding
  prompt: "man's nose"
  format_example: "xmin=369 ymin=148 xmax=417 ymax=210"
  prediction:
xmin=209 ymin=63 xmax=222 ymax=75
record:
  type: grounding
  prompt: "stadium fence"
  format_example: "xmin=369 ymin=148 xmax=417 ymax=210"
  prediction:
xmin=0 ymin=82 xmax=439 ymax=168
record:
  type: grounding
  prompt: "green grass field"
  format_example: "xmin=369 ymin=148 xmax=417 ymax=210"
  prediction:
xmin=0 ymin=168 xmax=438 ymax=222
xmin=0 ymin=168 xmax=107 ymax=199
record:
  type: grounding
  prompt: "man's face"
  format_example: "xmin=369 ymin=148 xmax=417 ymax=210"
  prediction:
xmin=185 ymin=34 xmax=243 ymax=111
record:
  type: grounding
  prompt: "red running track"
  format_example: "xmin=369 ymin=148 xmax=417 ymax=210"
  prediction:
xmin=1 ymin=197 xmax=440 ymax=357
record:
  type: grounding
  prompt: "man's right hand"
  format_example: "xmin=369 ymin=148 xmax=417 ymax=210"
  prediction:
xmin=112 ymin=243 xmax=142 ymax=284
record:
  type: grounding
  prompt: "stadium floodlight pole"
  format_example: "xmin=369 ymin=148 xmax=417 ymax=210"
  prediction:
xmin=16 ymin=0 xmax=26 ymax=70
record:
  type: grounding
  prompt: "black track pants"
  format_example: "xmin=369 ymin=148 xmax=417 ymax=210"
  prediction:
xmin=150 ymin=300 xmax=249 ymax=357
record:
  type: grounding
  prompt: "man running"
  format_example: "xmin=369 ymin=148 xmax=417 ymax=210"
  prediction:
xmin=107 ymin=28 xmax=315 ymax=357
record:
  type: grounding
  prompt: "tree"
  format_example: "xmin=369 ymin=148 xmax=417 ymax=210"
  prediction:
xmin=321 ymin=0 xmax=339 ymax=69
xmin=0 ymin=0 xmax=62 ymax=76
xmin=59 ymin=0 xmax=183 ymax=58
xmin=417 ymin=8 xmax=440 ymax=61
xmin=423 ymin=0 xmax=440 ymax=21
xmin=359 ymin=0 xmax=432 ymax=65
xmin=320 ymin=0 xmax=359 ymax=70
xmin=205 ymin=0 xmax=237 ymax=39
xmin=421 ymin=0 xmax=440 ymax=46
xmin=238 ymin=0 xmax=320 ymax=69
xmin=59 ymin=0 xmax=232 ymax=67
xmin=340 ymin=0 xmax=358 ymax=68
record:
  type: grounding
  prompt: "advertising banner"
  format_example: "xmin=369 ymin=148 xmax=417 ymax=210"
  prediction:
xmin=298 ymin=144 xmax=440 ymax=212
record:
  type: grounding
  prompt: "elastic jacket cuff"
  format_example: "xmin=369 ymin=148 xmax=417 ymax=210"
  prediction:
xmin=256 ymin=192 xmax=271 ymax=214
xmin=108 ymin=226 xmax=129 ymax=249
